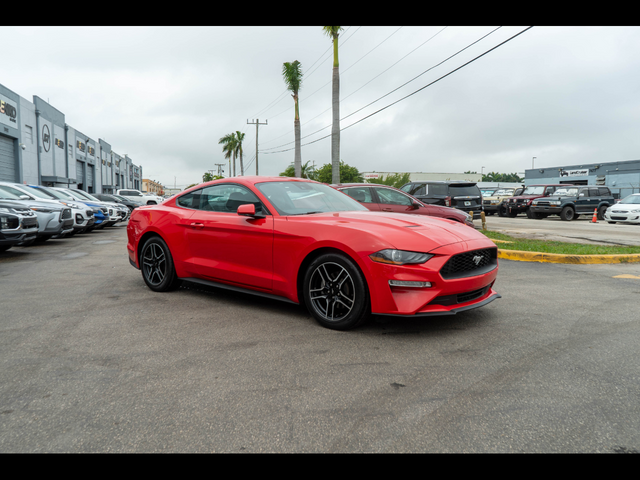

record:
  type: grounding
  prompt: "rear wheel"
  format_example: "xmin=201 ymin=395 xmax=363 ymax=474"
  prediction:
xmin=598 ymin=205 xmax=608 ymax=220
xmin=303 ymin=253 xmax=370 ymax=331
xmin=140 ymin=236 xmax=181 ymax=292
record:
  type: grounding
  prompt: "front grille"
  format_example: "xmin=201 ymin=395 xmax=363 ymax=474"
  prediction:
xmin=440 ymin=248 xmax=497 ymax=279
xmin=21 ymin=217 xmax=38 ymax=228
xmin=611 ymin=216 xmax=628 ymax=220
xmin=61 ymin=208 xmax=72 ymax=219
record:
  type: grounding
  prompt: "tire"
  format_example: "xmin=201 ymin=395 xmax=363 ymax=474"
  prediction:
xmin=498 ymin=205 xmax=507 ymax=217
xmin=598 ymin=205 xmax=608 ymax=221
xmin=560 ymin=206 xmax=575 ymax=221
xmin=140 ymin=236 xmax=181 ymax=292
xmin=526 ymin=209 xmax=539 ymax=219
xmin=302 ymin=253 xmax=370 ymax=331
xmin=608 ymin=221 xmax=616 ymax=224
xmin=0 ymin=245 xmax=11 ymax=253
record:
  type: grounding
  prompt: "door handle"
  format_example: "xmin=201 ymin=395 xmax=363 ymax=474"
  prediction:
xmin=382 ymin=208 xmax=393 ymax=211
xmin=189 ymin=222 xmax=204 ymax=229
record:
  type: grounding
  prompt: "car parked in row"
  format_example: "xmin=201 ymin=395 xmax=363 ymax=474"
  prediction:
xmin=530 ymin=186 xmax=615 ymax=221
xmin=0 ymin=184 xmax=74 ymax=244
xmin=504 ymin=184 xmax=569 ymax=218
xmin=92 ymin=193 xmax=138 ymax=213
xmin=0 ymin=200 xmax=39 ymax=252
xmin=117 ymin=189 xmax=164 ymax=206
xmin=400 ymin=181 xmax=484 ymax=219
xmin=482 ymin=187 xmax=524 ymax=216
xmin=604 ymin=193 xmax=640 ymax=224
xmin=332 ymin=183 xmax=474 ymax=227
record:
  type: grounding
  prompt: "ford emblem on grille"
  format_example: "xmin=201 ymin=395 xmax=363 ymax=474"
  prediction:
xmin=473 ymin=255 xmax=483 ymax=265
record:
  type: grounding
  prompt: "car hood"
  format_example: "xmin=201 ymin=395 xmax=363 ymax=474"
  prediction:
xmin=609 ymin=204 xmax=640 ymax=211
xmin=288 ymin=211 xmax=492 ymax=253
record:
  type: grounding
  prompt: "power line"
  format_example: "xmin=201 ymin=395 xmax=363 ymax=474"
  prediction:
xmin=261 ymin=26 xmax=533 ymax=154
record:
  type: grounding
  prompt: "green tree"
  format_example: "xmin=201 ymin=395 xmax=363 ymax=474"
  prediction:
xmin=219 ymin=133 xmax=239 ymax=176
xmin=314 ymin=161 xmax=362 ymax=184
xmin=282 ymin=60 xmax=304 ymax=177
xmin=322 ymin=26 xmax=344 ymax=185
xmin=203 ymin=172 xmax=223 ymax=182
xmin=366 ymin=172 xmax=411 ymax=189
xmin=279 ymin=160 xmax=317 ymax=180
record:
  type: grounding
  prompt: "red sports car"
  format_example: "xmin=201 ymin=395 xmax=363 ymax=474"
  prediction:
xmin=333 ymin=183 xmax=475 ymax=227
xmin=127 ymin=177 xmax=500 ymax=330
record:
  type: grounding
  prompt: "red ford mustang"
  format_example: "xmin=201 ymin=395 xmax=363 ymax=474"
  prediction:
xmin=127 ymin=177 xmax=500 ymax=330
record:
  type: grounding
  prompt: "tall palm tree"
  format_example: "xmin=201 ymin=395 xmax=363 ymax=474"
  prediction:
xmin=235 ymin=131 xmax=245 ymax=176
xmin=323 ymin=26 xmax=343 ymax=185
xmin=219 ymin=133 xmax=238 ymax=176
xmin=282 ymin=60 xmax=303 ymax=177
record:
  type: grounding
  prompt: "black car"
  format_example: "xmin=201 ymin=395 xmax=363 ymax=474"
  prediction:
xmin=0 ymin=200 xmax=39 ymax=252
xmin=530 ymin=186 xmax=615 ymax=221
xmin=92 ymin=193 xmax=137 ymax=212
xmin=400 ymin=181 xmax=483 ymax=218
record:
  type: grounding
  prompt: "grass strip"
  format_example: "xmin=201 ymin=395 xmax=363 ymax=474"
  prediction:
xmin=481 ymin=230 xmax=640 ymax=255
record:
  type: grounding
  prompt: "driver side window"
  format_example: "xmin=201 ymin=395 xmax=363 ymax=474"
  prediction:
xmin=199 ymin=184 xmax=267 ymax=214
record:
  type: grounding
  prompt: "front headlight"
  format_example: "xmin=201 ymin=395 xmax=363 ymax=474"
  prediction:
xmin=370 ymin=249 xmax=433 ymax=265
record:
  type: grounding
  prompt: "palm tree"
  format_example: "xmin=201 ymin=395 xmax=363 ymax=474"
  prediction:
xmin=323 ymin=26 xmax=343 ymax=185
xmin=235 ymin=131 xmax=246 ymax=176
xmin=219 ymin=133 xmax=238 ymax=176
xmin=282 ymin=60 xmax=303 ymax=177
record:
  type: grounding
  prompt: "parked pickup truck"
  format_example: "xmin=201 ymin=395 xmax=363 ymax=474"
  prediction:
xmin=530 ymin=185 xmax=615 ymax=221
xmin=116 ymin=189 xmax=164 ymax=206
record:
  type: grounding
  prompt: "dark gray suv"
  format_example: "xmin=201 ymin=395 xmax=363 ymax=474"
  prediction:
xmin=400 ymin=181 xmax=483 ymax=218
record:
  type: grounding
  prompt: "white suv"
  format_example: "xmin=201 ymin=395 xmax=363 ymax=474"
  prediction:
xmin=117 ymin=189 xmax=164 ymax=206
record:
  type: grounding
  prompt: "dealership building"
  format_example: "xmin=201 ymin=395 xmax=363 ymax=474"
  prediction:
xmin=523 ymin=160 xmax=640 ymax=199
xmin=1 ymin=82 xmax=143 ymax=193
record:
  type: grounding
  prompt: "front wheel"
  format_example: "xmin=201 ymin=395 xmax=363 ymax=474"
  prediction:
xmin=303 ymin=253 xmax=370 ymax=331
xmin=140 ymin=236 xmax=181 ymax=292
xmin=560 ymin=206 xmax=575 ymax=221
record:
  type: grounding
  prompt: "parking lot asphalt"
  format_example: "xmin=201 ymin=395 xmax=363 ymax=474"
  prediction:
xmin=476 ymin=214 xmax=640 ymax=264
xmin=2 ymin=221 xmax=640 ymax=452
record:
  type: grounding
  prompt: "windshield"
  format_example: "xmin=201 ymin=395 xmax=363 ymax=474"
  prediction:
xmin=0 ymin=186 xmax=23 ymax=200
xmin=522 ymin=186 xmax=546 ymax=195
xmin=553 ymin=187 xmax=579 ymax=196
xmin=25 ymin=186 xmax=54 ymax=200
xmin=48 ymin=188 xmax=75 ymax=200
xmin=493 ymin=189 xmax=514 ymax=196
xmin=256 ymin=181 xmax=368 ymax=215
xmin=620 ymin=194 xmax=640 ymax=205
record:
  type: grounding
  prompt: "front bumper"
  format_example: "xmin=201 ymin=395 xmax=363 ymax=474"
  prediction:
xmin=530 ymin=205 xmax=562 ymax=215
xmin=604 ymin=209 xmax=640 ymax=224
xmin=364 ymin=242 xmax=500 ymax=316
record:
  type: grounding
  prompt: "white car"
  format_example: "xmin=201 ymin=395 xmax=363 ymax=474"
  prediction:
xmin=604 ymin=194 xmax=640 ymax=224
xmin=116 ymin=189 xmax=164 ymax=206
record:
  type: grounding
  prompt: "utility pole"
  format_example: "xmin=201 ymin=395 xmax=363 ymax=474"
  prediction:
xmin=215 ymin=163 xmax=225 ymax=177
xmin=247 ymin=118 xmax=267 ymax=175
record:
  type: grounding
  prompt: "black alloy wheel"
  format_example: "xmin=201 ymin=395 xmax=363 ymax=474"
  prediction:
xmin=140 ymin=236 xmax=181 ymax=292
xmin=303 ymin=253 xmax=370 ymax=330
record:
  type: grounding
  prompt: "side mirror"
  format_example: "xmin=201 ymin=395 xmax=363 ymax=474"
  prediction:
xmin=237 ymin=203 xmax=265 ymax=219
xmin=411 ymin=201 xmax=420 ymax=209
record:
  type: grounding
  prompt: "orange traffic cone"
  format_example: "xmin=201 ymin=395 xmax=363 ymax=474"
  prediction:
xmin=591 ymin=208 xmax=598 ymax=223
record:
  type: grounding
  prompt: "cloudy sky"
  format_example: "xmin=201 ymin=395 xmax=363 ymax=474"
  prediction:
xmin=3 ymin=26 xmax=640 ymax=189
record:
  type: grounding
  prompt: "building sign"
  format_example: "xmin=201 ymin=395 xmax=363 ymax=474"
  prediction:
xmin=560 ymin=169 xmax=589 ymax=177
xmin=76 ymin=140 xmax=85 ymax=153
xmin=42 ymin=124 xmax=51 ymax=152
xmin=88 ymin=145 xmax=95 ymax=156
xmin=364 ymin=173 xmax=380 ymax=179
xmin=0 ymin=95 xmax=17 ymax=128
xmin=55 ymin=138 xmax=64 ymax=149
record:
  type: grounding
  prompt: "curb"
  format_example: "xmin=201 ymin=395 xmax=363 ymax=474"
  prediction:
xmin=495 ymin=247 xmax=640 ymax=264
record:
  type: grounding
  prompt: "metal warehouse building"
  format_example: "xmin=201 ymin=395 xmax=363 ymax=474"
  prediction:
xmin=1 ymin=82 xmax=143 ymax=193
xmin=523 ymin=160 xmax=640 ymax=199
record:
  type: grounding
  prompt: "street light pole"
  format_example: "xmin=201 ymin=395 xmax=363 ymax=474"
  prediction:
xmin=532 ymin=157 xmax=536 ymax=169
